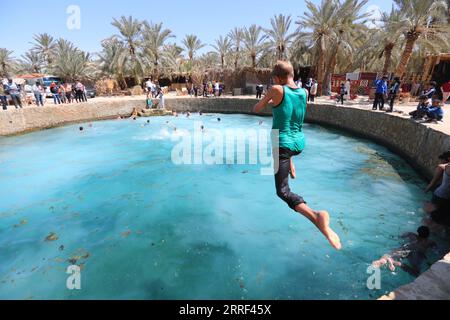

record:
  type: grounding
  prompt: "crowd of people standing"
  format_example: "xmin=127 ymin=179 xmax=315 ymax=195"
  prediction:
xmin=49 ymin=81 xmax=88 ymax=105
xmin=372 ymin=76 xmax=402 ymax=112
xmin=255 ymin=77 xmax=318 ymax=102
xmin=1 ymin=78 xmax=90 ymax=110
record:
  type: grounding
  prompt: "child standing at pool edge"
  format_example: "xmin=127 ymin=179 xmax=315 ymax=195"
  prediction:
xmin=254 ymin=61 xmax=342 ymax=250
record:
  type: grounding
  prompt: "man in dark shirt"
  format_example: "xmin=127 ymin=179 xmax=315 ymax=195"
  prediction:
xmin=256 ymin=84 xmax=264 ymax=99
xmin=387 ymin=77 xmax=401 ymax=113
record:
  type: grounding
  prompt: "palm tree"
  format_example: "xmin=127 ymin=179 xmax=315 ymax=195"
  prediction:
xmin=447 ymin=0 xmax=450 ymax=23
xmin=196 ymin=52 xmax=220 ymax=70
xmin=31 ymin=33 xmax=56 ymax=71
xmin=322 ymin=0 xmax=370 ymax=94
xmin=142 ymin=21 xmax=175 ymax=76
xmin=0 ymin=48 xmax=16 ymax=77
xmin=297 ymin=0 xmax=339 ymax=95
xmin=161 ymin=44 xmax=186 ymax=75
xmin=228 ymin=27 xmax=244 ymax=70
xmin=111 ymin=15 xmax=144 ymax=85
xmin=347 ymin=29 xmax=388 ymax=72
xmin=266 ymin=14 xmax=295 ymax=60
xmin=182 ymin=35 xmax=205 ymax=62
xmin=98 ymin=37 xmax=129 ymax=89
xmin=242 ymin=25 xmax=268 ymax=68
xmin=211 ymin=36 xmax=232 ymax=69
xmin=20 ymin=50 xmax=44 ymax=74
xmin=393 ymin=0 xmax=449 ymax=77
xmin=52 ymin=39 xmax=94 ymax=81
xmin=289 ymin=37 xmax=314 ymax=69
xmin=378 ymin=6 xmax=404 ymax=75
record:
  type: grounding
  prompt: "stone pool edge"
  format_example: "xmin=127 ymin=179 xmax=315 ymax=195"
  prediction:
xmin=379 ymin=253 xmax=450 ymax=300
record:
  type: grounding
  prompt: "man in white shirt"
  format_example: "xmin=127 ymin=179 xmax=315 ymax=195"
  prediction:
xmin=309 ymin=80 xmax=318 ymax=103
xmin=6 ymin=79 xmax=22 ymax=108
xmin=145 ymin=79 xmax=153 ymax=95
xmin=345 ymin=79 xmax=351 ymax=100
xmin=214 ymin=82 xmax=220 ymax=96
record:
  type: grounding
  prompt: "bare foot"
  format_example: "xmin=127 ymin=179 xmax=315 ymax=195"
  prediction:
xmin=316 ymin=211 xmax=342 ymax=250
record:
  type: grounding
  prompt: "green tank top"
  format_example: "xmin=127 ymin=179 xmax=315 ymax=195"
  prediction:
xmin=272 ymin=86 xmax=307 ymax=153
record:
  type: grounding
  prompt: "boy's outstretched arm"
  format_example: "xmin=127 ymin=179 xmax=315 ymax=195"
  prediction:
xmin=254 ymin=88 xmax=275 ymax=113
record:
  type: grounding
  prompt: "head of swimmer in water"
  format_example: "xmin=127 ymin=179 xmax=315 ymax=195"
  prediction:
xmin=271 ymin=61 xmax=294 ymax=86
xmin=417 ymin=226 xmax=430 ymax=239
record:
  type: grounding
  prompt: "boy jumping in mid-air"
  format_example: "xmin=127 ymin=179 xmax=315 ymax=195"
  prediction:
xmin=254 ymin=61 xmax=342 ymax=250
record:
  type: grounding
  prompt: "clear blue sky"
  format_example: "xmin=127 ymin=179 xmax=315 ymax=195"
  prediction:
xmin=1 ymin=0 xmax=394 ymax=58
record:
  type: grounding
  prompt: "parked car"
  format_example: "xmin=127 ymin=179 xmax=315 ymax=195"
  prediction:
xmin=85 ymin=86 xmax=97 ymax=98
xmin=26 ymin=76 xmax=62 ymax=98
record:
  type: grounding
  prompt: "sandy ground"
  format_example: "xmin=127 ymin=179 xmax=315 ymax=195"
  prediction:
xmin=7 ymin=93 xmax=450 ymax=135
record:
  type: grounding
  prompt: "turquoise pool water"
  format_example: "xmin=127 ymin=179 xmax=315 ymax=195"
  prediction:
xmin=0 ymin=114 xmax=433 ymax=300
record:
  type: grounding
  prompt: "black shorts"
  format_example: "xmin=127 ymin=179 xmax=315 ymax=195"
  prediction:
xmin=431 ymin=195 xmax=450 ymax=226
xmin=274 ymin=148 xmax=306 ymax=210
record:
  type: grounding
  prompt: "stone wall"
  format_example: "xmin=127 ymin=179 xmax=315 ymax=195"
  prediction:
xmin=379 ymin=253 xmax=450 ymax=300
xmin=1 ymin=97 xmax=450 ymax=180
xmin=0 ymin=99 xmax=143 ymax=136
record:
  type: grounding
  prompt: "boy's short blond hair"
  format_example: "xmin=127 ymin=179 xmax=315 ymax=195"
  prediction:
xmin=272 ymin=60 xmax=294 ymax=79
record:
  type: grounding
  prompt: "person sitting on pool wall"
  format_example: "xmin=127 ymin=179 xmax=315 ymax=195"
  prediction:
xmin=253 ymin=60 xmax=342 ymax=250
xmin=424 ymin=157 xmax=450 ymax=226
xmin=409 ymin=95 xmax=430 ymax=120
xmin=425 ymin=98 xmax=444 ymax=123
xmin=425 ymin=151 xmax=450 ymax=194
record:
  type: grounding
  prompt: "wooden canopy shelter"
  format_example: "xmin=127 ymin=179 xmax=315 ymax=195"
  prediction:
xmin=421 ymin=53 xmax=450 ymax=83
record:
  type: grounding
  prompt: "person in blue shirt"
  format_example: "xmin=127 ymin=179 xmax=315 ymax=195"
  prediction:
xmin=372 ymin=76 xmax=388 ymax=111
xmin=426 ymin=98 xmax=444 ymax=122
xmin=410 ymin=95 xmax=431 ymax=120
xmin=387 ymin=77 xmax=401 ymax=113
xmin=423 ymin=81 xmax=437 ymax=101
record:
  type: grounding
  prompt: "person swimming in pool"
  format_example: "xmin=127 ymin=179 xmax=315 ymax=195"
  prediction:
xmin=372 ymin=226 xmax=436 ymax=277
xmin=130 ymin=108 xmax=138 ymax=120
xmin=254 ymin=60 xmax=342 ymax=250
